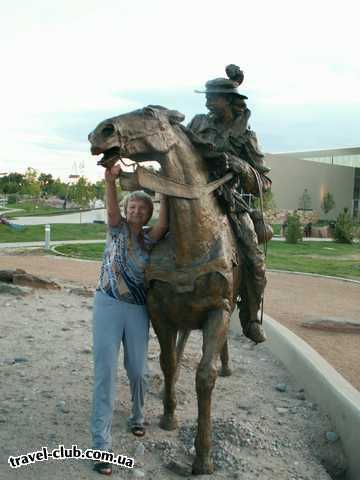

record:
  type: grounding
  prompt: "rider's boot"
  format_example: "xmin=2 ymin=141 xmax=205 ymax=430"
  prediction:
xmin=244 ymin=317 xmax=266 ymax=344
xmin=230 ymin=211 xmax=267 ymax=343
xmin=237 ymin=289 xmax=266 ymax=344
xmin=237 ymin=248 xmax=267 ymax=344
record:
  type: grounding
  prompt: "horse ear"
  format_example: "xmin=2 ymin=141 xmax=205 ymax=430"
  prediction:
xmin=146 ymin=105 xmax=185 ymax=124
xmin=167 ymin=109 xmax=185 ymax=125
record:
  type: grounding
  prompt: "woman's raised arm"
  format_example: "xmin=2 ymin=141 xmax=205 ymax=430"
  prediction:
xmin=148 ymin=194 xmax=168 ymax=241
xmin=105 ymin=164 xmax=124 ymax=227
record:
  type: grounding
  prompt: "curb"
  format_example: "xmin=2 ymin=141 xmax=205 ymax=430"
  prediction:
xmin=50 ymin=245 xmax=73 ymax=258
xmin=230 ymin=311 xmax=360 ymax=480
xmin=50 ymin=245 xmax=102 ymax=264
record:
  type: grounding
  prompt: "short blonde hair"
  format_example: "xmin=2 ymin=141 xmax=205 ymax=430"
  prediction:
xmin=123 ymin=190 xmax=154 ymax=223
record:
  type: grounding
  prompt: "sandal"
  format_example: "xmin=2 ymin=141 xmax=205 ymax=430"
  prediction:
xmin=132 ymin=425 xmax=146 ymax=437
xmin=93 ymin=461 xmax=112 ymax=476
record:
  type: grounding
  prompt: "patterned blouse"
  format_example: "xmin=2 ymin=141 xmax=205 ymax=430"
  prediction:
xmin=97 ymin=221 xmax=157 ymax=305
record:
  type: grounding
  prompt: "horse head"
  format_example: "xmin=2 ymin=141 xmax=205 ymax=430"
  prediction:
xmin=88 ymin=105 xmax=185 ymax=168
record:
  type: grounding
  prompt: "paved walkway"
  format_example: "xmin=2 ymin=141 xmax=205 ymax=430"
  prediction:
xmin=272 ymin=236 xmax=333 ymax=242
xmin=0 ymin=239 xmax=105 ymax=249
xmin=7 ymin=209 xmax=106 ymax=225
xmin=265 ymin=270 xmax=359 ymax=391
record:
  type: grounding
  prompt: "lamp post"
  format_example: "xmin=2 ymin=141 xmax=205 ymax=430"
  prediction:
xmin=44 ymin=224 xmax=51 ymax=250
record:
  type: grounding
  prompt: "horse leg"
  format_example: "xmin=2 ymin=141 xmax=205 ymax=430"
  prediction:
xmin=159 ymin=329 xmax=190 ymax=401
xmin=174 ymin=329 xmax=191 ymax=384
xmin=192 ymin=309 xmax=230 ymax=475
xmin=152 ymin=320 xmax=178 ymax=430
xmin=218 ymin=339 xmax=232 ymax=377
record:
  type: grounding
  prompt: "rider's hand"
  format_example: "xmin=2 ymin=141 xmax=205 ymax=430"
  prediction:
xmin=214 ymin=152 xmax=231 ymax=171
xmin=228 ymin=156 xmax=244 ymax=174
xmin=105 ymin=164 xmax=122 ymax=183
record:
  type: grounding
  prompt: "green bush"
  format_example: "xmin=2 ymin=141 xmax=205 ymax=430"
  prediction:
xmin=321 ymin=192 xmax=336 ymax=216
xmin=334 ymin=208 xmax=354 ymax=244
xmin=354 ymin=224 xmax=360 ymax=241
xmin=252 ymin=190 xmax=276 ymax=211
xmin=285 ymin=213 xmax=303 ymax=243
xmin=272 ymin=224 xmax=281 ymax=235
xmin=7 ymin=194 xmax=18 ymax=204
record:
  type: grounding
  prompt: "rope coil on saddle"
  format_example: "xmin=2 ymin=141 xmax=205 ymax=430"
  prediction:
xmin=251 ymin=165 xmax=268 ymax=326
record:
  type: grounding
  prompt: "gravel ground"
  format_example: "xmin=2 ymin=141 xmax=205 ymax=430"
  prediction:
xmin=0 ymin=284 xmax=347 ymax=480
xmin=0 ymin=252 xmax=359 ymax=391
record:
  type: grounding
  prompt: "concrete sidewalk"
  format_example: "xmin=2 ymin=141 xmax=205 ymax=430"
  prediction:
xmin=272 ymin=236 xmax=333 ymax=241
xmin=0 ymin=239 xmax=105 ymax=249
xmin=5 ymin=208 xmax=106 ymax=225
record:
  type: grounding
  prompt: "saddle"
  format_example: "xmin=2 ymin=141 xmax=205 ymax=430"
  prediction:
xmin=145 ymin=234 xmax=238 ymax=294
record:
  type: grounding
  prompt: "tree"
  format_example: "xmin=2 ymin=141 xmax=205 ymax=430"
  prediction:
xmin=68 ymin=176 xmax=96 ymax=209
xmin=321 ymin=192 xmax=336 ymax=216
xmin=285 ymin=212 xmax=303 ymax=243
xmin=0 ymin=172 xmax=25 ymax=195
xmin=38 ymin=173 xmax=54 ymax=195
xmin=94 ymin=180 xmax=106 ymax=200
xmin=334 ymin=208 xmax=354 ymax=244
xmin=49 ymin=178 xmax=68 ymax=199
xmin=21 ymin=167 xmax=41 ymax=198
xmin=298 ymin=188 xmax=312 ymax=211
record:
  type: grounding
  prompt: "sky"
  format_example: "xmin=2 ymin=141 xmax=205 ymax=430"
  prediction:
xmin=0 ymin=0 xmax=359 ymax=182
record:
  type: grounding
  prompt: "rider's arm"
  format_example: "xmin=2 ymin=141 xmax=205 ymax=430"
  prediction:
xmin=105 ymin=165 xmax=124 ymax=227
xmin=227 ymin=155 xmax=272 ymax=196
xmin=148 ymin=194 xmax=168 ymax=242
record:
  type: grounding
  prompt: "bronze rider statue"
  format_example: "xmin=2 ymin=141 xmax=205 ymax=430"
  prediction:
xmin=187 ymin=64 xmax=272 ymax=343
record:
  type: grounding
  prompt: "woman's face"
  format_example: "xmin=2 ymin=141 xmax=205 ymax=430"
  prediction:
xmin=126 ymin=199 xmax=152 ymax=227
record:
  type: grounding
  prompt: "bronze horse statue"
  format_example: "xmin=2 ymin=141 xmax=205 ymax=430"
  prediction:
xmin=89 ymin=106 xmax=241 ymax=474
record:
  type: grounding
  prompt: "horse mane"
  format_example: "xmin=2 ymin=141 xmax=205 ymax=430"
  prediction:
xmin=146 ymin=105 xmax=213 ymax=156
xmin=178 ymin=124 xmax=216 ymax=158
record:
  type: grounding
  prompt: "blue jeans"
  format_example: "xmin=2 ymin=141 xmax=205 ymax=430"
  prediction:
xmin=91 ymin=290 xmax=149 ymax=450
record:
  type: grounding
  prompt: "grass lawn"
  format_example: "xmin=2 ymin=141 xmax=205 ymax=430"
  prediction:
xmin=0 ymin=223 xmax=107 ymax=243
xmin=1 ymin=202 xmax=93 ymax=218
xmin=54 ymin=243 xmax=105 ymax=261
xmin=2 ymin=202 xmax=63 ymax=217
xmin=54 ymin=240 xmax=360 ymax=280
xmin=271 ymin=224 xmax=282 ymax=235
xmin=266 ymin=241 xmax=360 ymax=279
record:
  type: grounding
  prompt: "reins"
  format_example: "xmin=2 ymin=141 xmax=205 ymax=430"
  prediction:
xmin=122 ymin=165 xmax=234 ymax=199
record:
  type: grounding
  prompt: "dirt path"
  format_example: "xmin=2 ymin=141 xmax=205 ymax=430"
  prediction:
xmin=0 ymin=252 xmax=359 ymax=391
xmin=265 ymin=271 xmax=360 ymax=391
xmin=0 ymin=252 xmax=101 ymax=288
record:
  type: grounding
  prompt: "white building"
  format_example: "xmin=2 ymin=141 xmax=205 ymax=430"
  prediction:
xmin=265 ymin=147 xmax=360 ymax=219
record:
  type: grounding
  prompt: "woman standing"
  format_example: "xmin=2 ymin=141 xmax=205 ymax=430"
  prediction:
xmin=91 ymin=164 xmax=168 ymax=475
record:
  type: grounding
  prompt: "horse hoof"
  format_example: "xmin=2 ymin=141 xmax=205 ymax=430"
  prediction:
xmin=192 ymin=457 xmax=214 ymax=475
xmin=159 ymin=414 xmax=178 ymax=431
xmin=218 ymin=366 xmax=232 ymax=377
